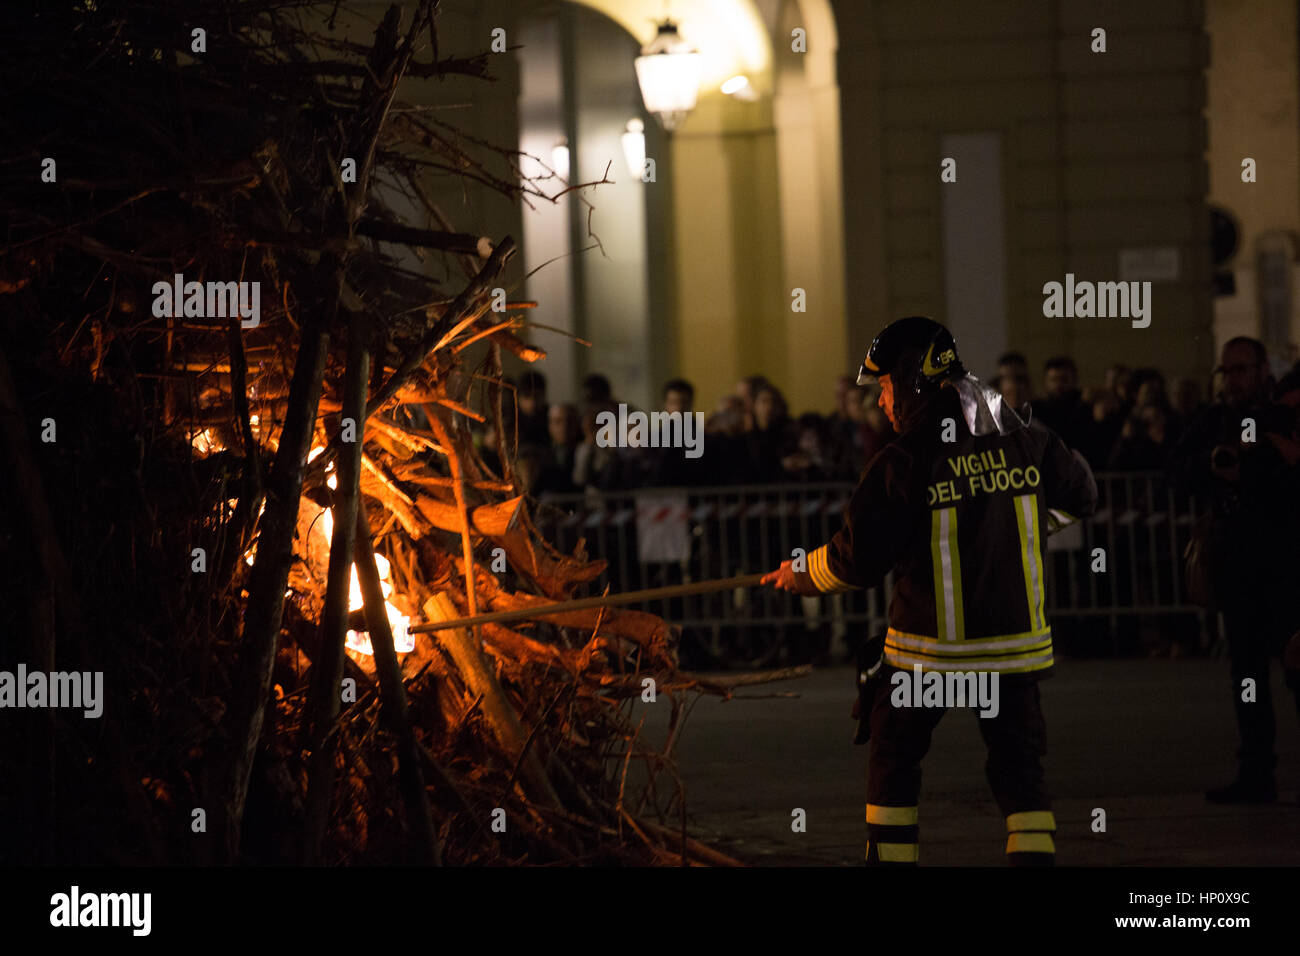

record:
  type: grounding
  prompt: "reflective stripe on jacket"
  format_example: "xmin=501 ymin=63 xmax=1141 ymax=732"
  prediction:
xmin=797 ymin=384 xmax=1097 ymax=674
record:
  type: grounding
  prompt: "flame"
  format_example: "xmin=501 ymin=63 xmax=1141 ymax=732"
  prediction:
xmin=345 ymin=552 xmax=414 ymax=656
xmin=239 ymin=499 xmax=267 ymax=566
xmin=232 ymin=445 xmax=412 ymax=653
xmin=303 ymin=460 xmax=414 ymax=656
xmin=309 ymin=445 xmax=339 ymax=492
xmin=192 ymin=428 xmax=223 ymax=456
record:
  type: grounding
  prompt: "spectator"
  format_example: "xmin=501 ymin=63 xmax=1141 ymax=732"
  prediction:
xmin=646 ymin=378 xmax=709 ymax=487
xmin=996 ymin=351 xmax=1032 ymax=413
xmin=572 ymin=401 xmax=624 ymax=491
xmin=828 ymin=374 xmax=857 ymax=419
xmin=1106 ymin=363 xmax=1131 ymax=395
xmin=781 ymin=413 xmax=841 ymax=481
xmin=1088 ymin=365 xmax=1134 ymax=470
xmin=513 ymin=445 xmax=547 ymax=497
xmin=1107 ymin=403 xmax=1174 ymax=471
xmin=1275 ymin=360 xmax=1300 ymax=407
xmin=745 ymin=383 xmax=794 ymax=482
xmin=827 ymin=374 xmax=864 ymax=471
xmin=533 ymin=403 xmax=581 ymax=495
xmin=516 ymin=370 xmax=549 ymax=447
xmin=1132 ymin=368 xmax=1182 ymax=435
xmin=736 ymin=374 xmax=771 ymax=431
xmin=1172 ymin=376 xmax=1206 ymax=425
xmin=1032 ymin=356 xmax=1094 ymax=454
xmin=663 ymin=377 xmax=694 ymax=414
xmin=549 ymin=401 xmax=581 ymax=446
xmin=702 ymin=395 xmax=748 ymax=484
xmin=582 ymin=373 xmax=613 ymax=406
xmin=1272 ymin=361 xmax=1300 ymax=466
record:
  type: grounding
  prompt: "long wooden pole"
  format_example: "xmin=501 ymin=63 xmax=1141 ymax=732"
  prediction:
xmin=408 ymin=573 xmax=767 ymax=635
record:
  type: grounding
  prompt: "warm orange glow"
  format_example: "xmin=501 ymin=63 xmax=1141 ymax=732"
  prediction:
xmin=344 ymin=552 xmax=414 ymax=656
xmin=240 ymin=499 xmax=267 ymax=566
xmin=306 ymin=483 xmax=414 ymax=656
xmin=192 ymin=428 xmax=223 ymax=456
xmin=878 ymin=374 xmax=897 ymax=430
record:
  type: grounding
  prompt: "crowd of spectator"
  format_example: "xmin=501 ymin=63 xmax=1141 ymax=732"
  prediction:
xmin=480 ymin=345 xmax=1300 ymax=497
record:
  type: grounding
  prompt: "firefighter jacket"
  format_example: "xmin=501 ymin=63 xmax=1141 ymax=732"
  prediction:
xmin=795 ymin=378 xmax=1098 ymax=675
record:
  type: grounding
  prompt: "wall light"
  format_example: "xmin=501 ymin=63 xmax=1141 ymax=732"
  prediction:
xmin=621 ymin=118 xmax=646 ymax=179
xmin=552 ymin=138 xmax=570 ymax=181
xmin=721 ymin=74 xmax=758 ymax=101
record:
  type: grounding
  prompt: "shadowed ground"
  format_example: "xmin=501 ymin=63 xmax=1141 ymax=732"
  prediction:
xmin=632 ymin=658 xmax=1300 ymax=866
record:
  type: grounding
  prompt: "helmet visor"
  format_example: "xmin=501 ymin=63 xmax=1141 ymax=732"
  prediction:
xmin=857 ymin=354 xmax=884 ymax=386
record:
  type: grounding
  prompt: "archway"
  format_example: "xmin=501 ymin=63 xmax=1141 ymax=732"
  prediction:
xmin=510 ymin=0 xmax=846 ymax=413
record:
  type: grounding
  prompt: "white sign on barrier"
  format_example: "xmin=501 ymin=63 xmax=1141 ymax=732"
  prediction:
xmin=635 ymin=492 xmax=690 ymax=563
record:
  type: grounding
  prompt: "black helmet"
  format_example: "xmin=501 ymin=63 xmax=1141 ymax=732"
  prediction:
xmin=857 ymin=316 xmax=966 ymax=395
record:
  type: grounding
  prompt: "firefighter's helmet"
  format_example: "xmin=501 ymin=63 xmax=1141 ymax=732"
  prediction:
xmin=857 ymin=316 xmax=965 ymax=395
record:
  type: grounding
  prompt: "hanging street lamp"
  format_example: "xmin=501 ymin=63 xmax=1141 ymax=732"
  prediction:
xmin=634 ymin=19 xmax=702 ymax=132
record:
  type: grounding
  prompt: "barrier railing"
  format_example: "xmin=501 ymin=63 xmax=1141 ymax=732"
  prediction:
xmin=533 ymin=472 xmax=1207 ymax=663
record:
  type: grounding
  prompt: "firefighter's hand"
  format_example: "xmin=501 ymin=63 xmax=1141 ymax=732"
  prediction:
xmin=762 ymin=559 xmax=814 ymax=595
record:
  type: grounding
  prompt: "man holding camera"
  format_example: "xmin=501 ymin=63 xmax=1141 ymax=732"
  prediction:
xmin=1172 ymin=337 xmax=1300 ymax=803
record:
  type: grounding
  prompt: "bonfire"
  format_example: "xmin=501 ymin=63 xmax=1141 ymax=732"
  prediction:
xmin=0 ymin=0 xmax=773 ymax=866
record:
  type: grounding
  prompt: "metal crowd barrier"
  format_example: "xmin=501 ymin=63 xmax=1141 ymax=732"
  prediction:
xmin=533 ymin=473 xmax=1208 ymax=663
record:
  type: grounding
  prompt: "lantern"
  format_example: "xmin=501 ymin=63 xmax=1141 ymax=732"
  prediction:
xmin=634 ymin=20 xmax=701 ymax=132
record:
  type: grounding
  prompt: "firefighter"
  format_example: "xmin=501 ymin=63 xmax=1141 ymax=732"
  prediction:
xmin=762 ymin=317 xmax=1098 ymax=865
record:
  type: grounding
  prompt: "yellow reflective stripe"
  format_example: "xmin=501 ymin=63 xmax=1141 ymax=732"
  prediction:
xmin=806 ymin=547 xmax=830 ymax=590
xmin=930 ymin=507 xmax=964 ymax=641
xmin=1029 ymin=498 xmax=1044 ymax=630
xmin=884 ymin=648 xmax=1054 ymax=674
xmin=886 ymin=627 xmax=1051 ymax=654
xmin=808 ymin=545 xmax=853 ymax=593
xmin=875 ymin=841 xmax=920 ymax=863
xmin=1007 ymin=832 xmax=1055 ymax=855
xmin=949 ymin=510 xmax=965 ymax=640
xmin=882 ymin=641 xmax=1052 ymax=662
xmin=1014 ymin=494 xmax=1045 ymax=632
xmin=1006 ymin=811 xmax=1056 ymax=833
xmin=866 ymin=804 xmax=918 ymax=826
xmin=931 ymin=512 xmax=947 ymax=639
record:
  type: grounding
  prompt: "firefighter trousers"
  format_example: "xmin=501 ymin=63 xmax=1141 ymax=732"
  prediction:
xmin=864 ymin=665 xmax=1055 ymax=866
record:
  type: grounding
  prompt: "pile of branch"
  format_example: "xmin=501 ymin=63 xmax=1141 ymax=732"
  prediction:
xmin=0 ymin=0 xmax=783 ymax=866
